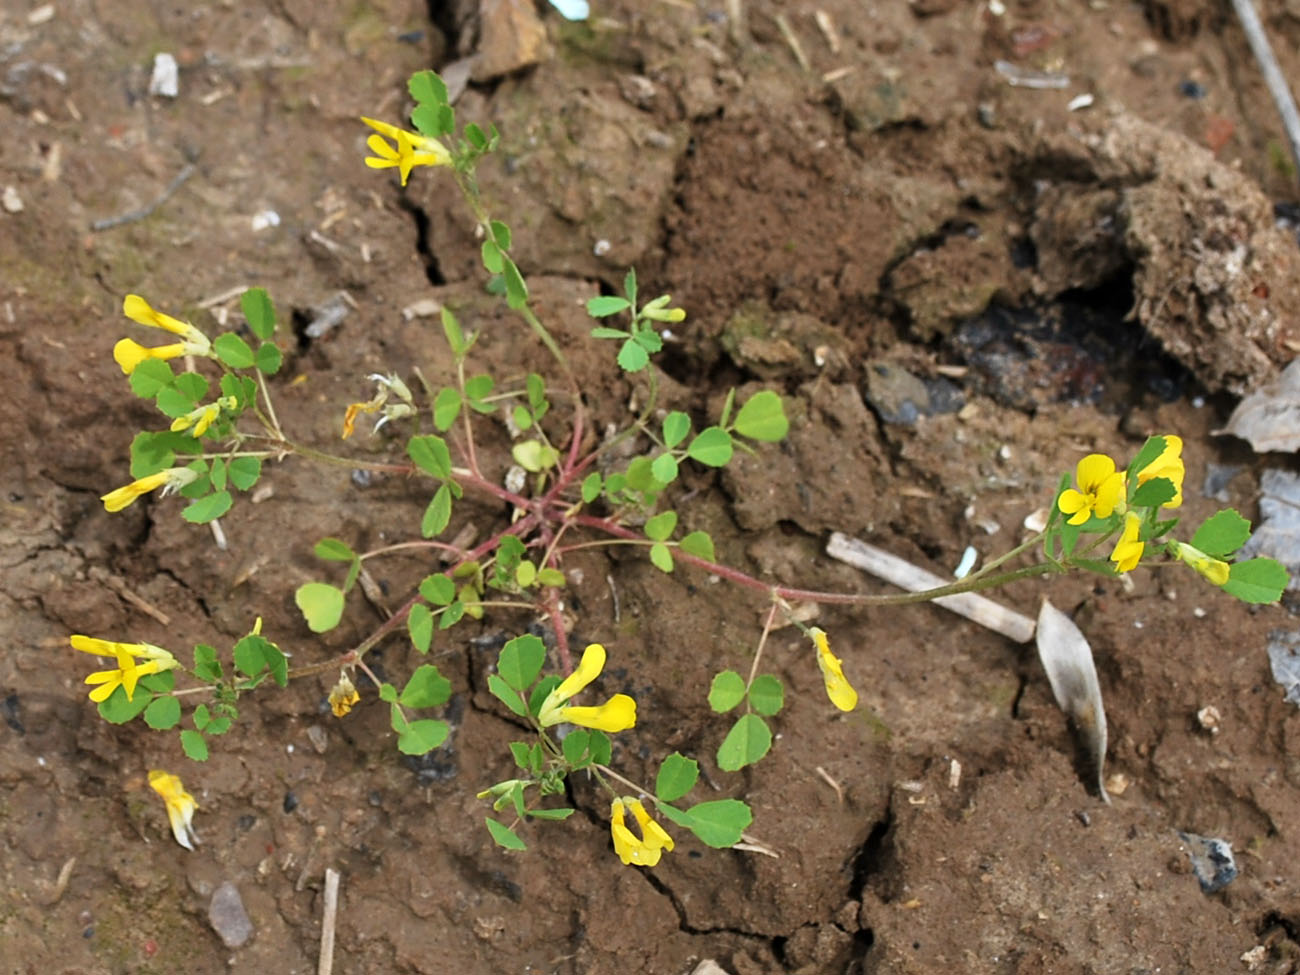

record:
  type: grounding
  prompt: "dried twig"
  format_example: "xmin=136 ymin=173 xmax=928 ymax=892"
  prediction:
xmin=318 ymin=867 xmax=340 ymax=975
xmin=1230 ymin=0 xmax=1300 ymax=180
xmin=774 ymin=14 xmax=810 ymax=72
xmin=91 ymin=163 xmax=195 ymax=231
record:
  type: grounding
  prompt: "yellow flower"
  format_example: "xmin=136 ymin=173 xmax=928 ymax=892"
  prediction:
xmin=1110 ymin=511 xmax=1145 ymax=573
xmin=1058 ymin=454 xmax=1125 ymax=526
xmin=1173 ymin=541 xmax=1230 ymax=586
xmin=811 ymin=627 xmax=858 ymax=711
xmin=537 ymin=643 xmax=637 ymax=731
xmin=170 ymin=396 xmax=236 ymax=439
xmin=100 ymin=467 xmax=199 ymax=512
xmin=342 ymin=374 xmax=414 ymax=438
xmin=328 ymin=673 xmax=361 ymax=717
xmin=148 ymin=770 xmax=199 ymax=850
xmin=71 ymin=634 xmax=180 ymax=702
xmin=361 ymin=117 xmax=452 ymax=186
xmin=610 ymin=798 xmax=674 ymax=867
xmin=1136 ymin=435 xmax=1184 ymax=509
xmin=115 ymin=295 xmax=212 ymax=375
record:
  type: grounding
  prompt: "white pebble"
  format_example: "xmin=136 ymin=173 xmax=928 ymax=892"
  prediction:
xmin=149 ymin=53 xmax=179 ymax=98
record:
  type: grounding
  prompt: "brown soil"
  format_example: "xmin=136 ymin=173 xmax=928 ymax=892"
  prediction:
xmin=5 ymin=1 xmax=1300 ymax=973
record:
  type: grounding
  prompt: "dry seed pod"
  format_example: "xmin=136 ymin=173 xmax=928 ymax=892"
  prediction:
xmin=1035 ymin=599 xmax=1110 ymax=804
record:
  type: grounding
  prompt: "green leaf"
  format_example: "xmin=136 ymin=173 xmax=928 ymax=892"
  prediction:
xmin=192 ymin=703 xmax=211 ymax=731
xmin=213 ymin=333 xmax=255 ymax=369
xmin=748 ymin=674 xmax=785 ymax=716
xmin=433 ymin=387 xmax=462 ymax=431
xmin=240 ymin=287 xmax=276 ymax=340
xmin=515 ymin=560 xmax=537 ymax=589
xmin=400 ymin=664 xmax=452 ymax=708
xmin=679 ymin=530 xmax=715 ymax=562
xmin=488 ymin=674 xmax=528 ymax=716
xmin=632 ymin=327 xmax=663 ymax=354
xmin=644 ymin=510 xmax=677 ymax=542
xmin=562 ymin=729 xmax=591 ymax=765
xmin=343 ymin=557 xmax=362 ymax=593
xmin=490 ymin=219 xmax=511 ymax=250
xmin=314 ymin=537 xmax=357 ymax=561
xmin=503 ymin=257 xmax=528 ymax=310
xmin=441 ymin=307 xmax=467 ymax=357
xmin=439 ymin=600 xmax=466 ymax=629
xmin=481 ymin=239 xmax=503 ymax=274
xmin=662 ymin=411 xmax=691 ymax=448
xmin=590 ymin=326 xmax=629 ymax=340
xmin=182 ymin=491 xmax=232 ymax=524
xmin=1192 ymin=509 xmax=1252 ymax=558
xmin=396 ymin=717 xmax=450 ymax=755
xmin=617 ymin=338 xmax=649 ymax=372
xmin=708 ymin=670 xmax=747 ymax=712
xmin=408 ymin=603 xmax=433 ymax=652
xmin=512 ymin=440 xmax=559 ymax=472
xmin=420 ymin=573 xmax=456 ymax=605
xmin=173 ymin=372 xmax=208 ymax=401
xmin=465 ymin=122 xmax=487 ymax=150
xmin=378 ymin=683 xmax=398 ymax=703
xmin=228 ymin=456 xmax=261 ymax=491
xmin=408 ymin=70 xmax=448 ymax=107
xmin=180 ymin=729 xmax=209 ymax=761
xmin=587 ymin=296 xmax=632 ymax=317
xmin=651 ymin=453 xmax=679 ymax=484
xmin=155 ymin=385 xmax=197 ymax=419
xmin=233 ymin=634 xmax=286 ymax=686
xmin=295 ymin=582 xmax=345 ymax=633
xmin=717 ymin=713 xmax=772 ymax=771
xmin=485 ymin=818 xmax=527 ymax=851
xmin=421 ymin=483 xmax=453 ymax=538
xmin=649 ymin=542 xmax=674 ymax=573
xmin=509 ymin=741 xmax=532 ymax=769
xmin=464 ymin=374 xmax=495 ymax=410
xmin=255 ymin=342 xmax=282 ymax=375
xmin=733 ymin=390 xmax=788 ymax=441
xmin=527 ymin=807 xmax=575 ymax=821
xmin=193 ymin=644 xmax=221 ymax=683
xmin=655 ymin=753 xmax=700 ymax=802
xmin=624 ymin=267 xmax=638 ymax=308
xmin=1129 ymin=476 xmax=1175 ymax=509
xmin=1223 ymin=558 xmax=1289 ymax=604
xmin=581 ymin=472 xmax=603 ymax=503
xmin=526 ymin=373 xmax=547 ymax=414
xmin=143 ymin=695 xmax=181 ymax=730
xmin=537 ymin=567 xmax=566 ymax=587
xmin=687 ymin=427 xmax=734 ymax=467
xmin=1126 ymin=436 xmax=1167 ymax=478
xmin=528 ymin=674 xmax=562 ymax=719
xmin=685 ymin=798 xmax=752 ymax=848
xmin=96 ymin=684 xmax=152 ymax=724
xmin=407 ymin=434 xmax=453 ymax=478
xmin=128 ymin=359 xmax=175 ymax=398
xmin=209 ymin=459 xmax=228 ymax=492
xmin=498 ymin=634 xmax=546 ymax=691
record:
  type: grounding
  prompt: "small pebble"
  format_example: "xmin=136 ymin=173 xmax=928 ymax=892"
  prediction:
xmin=1196 ymin=705 xmax=1222 ymax=735
xmin=148 ymin=53 xmax=179 ymax=98
xmin=208 ymin=881 xmax=254 ymax=948
xmin=2 ymin=186 xmax=23 ymax=213
xmin=306 ymin=724 xmax=328 ymax=753
xmin=1177 ymin=831 xmax=1237 ymax=893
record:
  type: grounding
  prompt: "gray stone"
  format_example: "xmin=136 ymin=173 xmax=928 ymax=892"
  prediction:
xmin=208 ymin=881 xmax=254 ymax=948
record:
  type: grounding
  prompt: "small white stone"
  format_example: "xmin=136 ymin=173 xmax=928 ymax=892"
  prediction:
xmin=251 ymin=209 xmax=280 ymax=232
xmin=592 ymin=238 xmax=611 ymax=256
xmin=149 ymin=53 xmax=179 ymax=98
xmin=1 ymin=186 xmax=23 ymax=213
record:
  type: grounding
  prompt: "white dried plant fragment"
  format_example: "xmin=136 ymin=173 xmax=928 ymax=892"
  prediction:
xmin=1036 ymin=599 xmax=1110 ymax=804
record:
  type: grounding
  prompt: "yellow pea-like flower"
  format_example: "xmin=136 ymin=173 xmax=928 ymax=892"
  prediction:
xmin=811 ymin=627 xmax=858 ymax=712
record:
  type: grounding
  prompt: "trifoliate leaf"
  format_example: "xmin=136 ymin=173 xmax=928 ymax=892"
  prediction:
xmin=407 ymin=434 xmax=453 ymax=478
xmin=213 ymin=333 xmax=255 ymax=369
xmin=240 ymin=287 xmax=276 ymax=340
xmin=679 ymin=530 xmax=715 ymax=562
xmin=644 ymin=510 xmax=677 ymax=542
xmin=662 ymin=411 xmax=691 ymax=448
